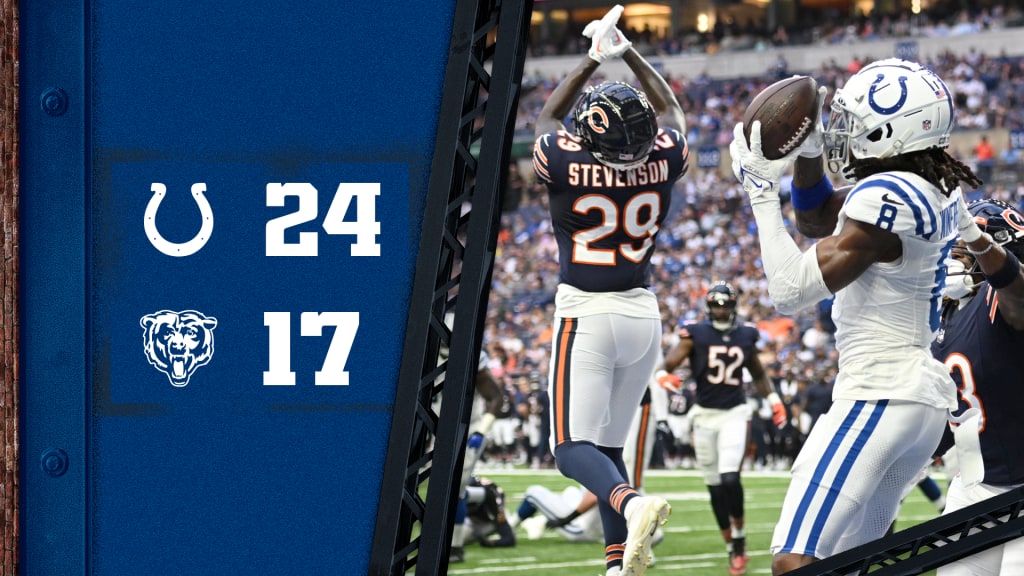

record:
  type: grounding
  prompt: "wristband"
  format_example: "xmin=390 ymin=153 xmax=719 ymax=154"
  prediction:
xmin=766 ymin=392 xmax=782 ymax=405
xmin=789 ymin=175 xmax=834 ymax=211
xmin=985 ymin=250 xmax=1021 ymax=290
xmin=967 ymin=234 xmax=995 ymax=255
xmin=654 ymin=369 xmax=668 ymax=380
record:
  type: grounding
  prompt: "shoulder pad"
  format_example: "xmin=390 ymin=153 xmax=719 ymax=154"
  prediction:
xmin=843 ymin=173 xmax=945 ymax=239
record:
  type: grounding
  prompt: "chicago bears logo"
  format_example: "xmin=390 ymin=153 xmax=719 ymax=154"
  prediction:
xmin=584 ymin=104 xmax=610 ymax=134
xmin=140 ymin=309 xmax=218 ymax=387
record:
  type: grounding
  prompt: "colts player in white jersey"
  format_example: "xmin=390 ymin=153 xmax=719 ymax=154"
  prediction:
xmin=730 ymin=58 xmax=984 ymax=574
xmin=531 ymin=6 xmax=688 ymax=576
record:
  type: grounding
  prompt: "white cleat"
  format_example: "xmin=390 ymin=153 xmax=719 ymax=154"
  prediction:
xmin=521 ymin=514 xmax=549 ymax=541
xmin=621 ymin=496 xmax=671 ymax=576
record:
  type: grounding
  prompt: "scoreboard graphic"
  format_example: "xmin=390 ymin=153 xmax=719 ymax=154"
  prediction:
xmin=15 ymin=1 xmax=532 ymax=573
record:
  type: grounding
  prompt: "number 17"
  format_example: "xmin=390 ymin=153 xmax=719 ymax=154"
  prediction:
xmin=263 ymin=311 xmax=359 ymax=386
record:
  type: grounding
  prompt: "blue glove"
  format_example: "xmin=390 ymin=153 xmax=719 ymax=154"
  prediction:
xmin=468 ymin=432 xmax=485 ymax=449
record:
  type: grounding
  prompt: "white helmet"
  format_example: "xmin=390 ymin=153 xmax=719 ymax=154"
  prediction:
xmin=825 ymin=58 xmax=954 ymax=175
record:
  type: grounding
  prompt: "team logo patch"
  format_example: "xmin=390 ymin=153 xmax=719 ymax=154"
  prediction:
xmin=140 ymin=309 xmax=218 ymax=387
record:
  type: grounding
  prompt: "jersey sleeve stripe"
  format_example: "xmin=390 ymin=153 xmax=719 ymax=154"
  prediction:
xmin=847 ymin=176 xmax=935 ymax=238
xmin=533 ymin=135 xmax=552 ymax=183
xmin=885 ymin=173 xmax=939 ymax=238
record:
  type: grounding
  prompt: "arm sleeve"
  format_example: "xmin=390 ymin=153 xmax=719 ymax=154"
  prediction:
xmin=751 ymin=201 xmax=832 ymax=315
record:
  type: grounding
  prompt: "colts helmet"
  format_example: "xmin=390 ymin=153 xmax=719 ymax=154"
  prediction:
xmin=948 ymin=199 xmax=1024 ymax=296
xmin=705 ymin=281 xmax=739 ymax=332
xmin=572 ymin=81 xmax=658 ymax=170
xmin=824 ymin=58 xmax=954 ymax=175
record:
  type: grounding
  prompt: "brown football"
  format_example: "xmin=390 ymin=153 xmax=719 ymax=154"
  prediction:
xmin=742 ymin=75 xmax=819 ymax=160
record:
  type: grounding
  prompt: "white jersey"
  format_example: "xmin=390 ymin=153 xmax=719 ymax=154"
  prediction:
xmin=830 ymin=171 xmax=958 ymax=408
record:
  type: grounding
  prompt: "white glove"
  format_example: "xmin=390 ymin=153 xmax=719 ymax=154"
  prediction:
xmin=730 ymin=121 xmax=793 ymax=206
xmin=794 ymin=84 xmax=828 ymax=158
xmin=583 ymin=5 xmax=631 ymax=63
xmin=956 ymin=192 xmax=984 ymax=243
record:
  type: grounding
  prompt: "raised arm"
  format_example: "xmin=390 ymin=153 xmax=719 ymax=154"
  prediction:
xmin=621 ymin=49 xmax=686 ymax=133
xmin=534 ymin=56 xmax=601 ymax=139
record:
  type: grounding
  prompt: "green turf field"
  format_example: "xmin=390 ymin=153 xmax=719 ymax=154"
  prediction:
xmin=449 ymin=468 xmax=945 ymax=575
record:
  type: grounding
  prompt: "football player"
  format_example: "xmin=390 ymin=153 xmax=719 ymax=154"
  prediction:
xmin=531 ymin=5 xmax=689 ymax=576
xmin=657 ymin=281 xmax=785 ymax=575
xmin=933 ymin=198 xmax=1024 ymax=576
xmin=730 ymin=58 xmax=984 ymax=574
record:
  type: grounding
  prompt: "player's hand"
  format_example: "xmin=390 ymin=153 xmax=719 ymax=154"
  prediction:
xmin=794 ymin=84 xmax=828 ymax=158
xmin=956 ymin=192 xmax=984 ymax=244
xmin=655 ymin=369 xmax=681 ymax=393
xmin=467 ymin=432 xmax=485 ymax=449
xmin=730 ymin=121 xmax=791 ymax=206
xmin=583 ymin=5 xmax=631 ymax=63
xmin=767 ymin=392 xmax=787 ymax=429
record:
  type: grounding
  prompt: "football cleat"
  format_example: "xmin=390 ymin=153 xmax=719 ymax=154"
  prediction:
xmin=728 ymin=551 xmax=749 ymax=575
xmin=449 ymin=545 xmax=465 ymax=564
xmin=622 ymin=496 xmax=671 ymax=576
xmin=521 ymin=514 xmax=549 ymax=541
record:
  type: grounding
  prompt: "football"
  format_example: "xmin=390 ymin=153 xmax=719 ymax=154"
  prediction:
xmin=742 ymin=75 xmax=820 ymax=160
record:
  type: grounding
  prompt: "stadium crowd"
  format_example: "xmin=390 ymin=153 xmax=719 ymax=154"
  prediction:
xmin=528 ymin=3 xmax=1023 ymax=58
xmin=473 ymin=7 xmax=1024 ymax=474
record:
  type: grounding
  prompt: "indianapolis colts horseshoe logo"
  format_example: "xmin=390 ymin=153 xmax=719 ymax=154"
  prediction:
xmin=145 ymin=183 xmax=214 ymax=257
xmin=868 ymin=73 xmax=909 ymax=115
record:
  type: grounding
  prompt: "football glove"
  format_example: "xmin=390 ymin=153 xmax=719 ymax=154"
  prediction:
xmin=546 ymin=510 xmax=581 ymax=528
xmin=654 ymin=369 xmax=681 ymax=393
xmin=766 ymin=392 xmax=787 ymax=429
xmin=582 ymin=5 xmax=631 ymax=63
xmin=956 ymin=192 xmax=984 ymax=244
xmin=794 ymin=84 xmax=828 ymax=158
xmin=730 ymin=121 xmax=792 ymax=206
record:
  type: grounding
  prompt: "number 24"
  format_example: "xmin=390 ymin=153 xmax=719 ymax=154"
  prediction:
xmin=266 ymin=183 xmax=381 ymax=257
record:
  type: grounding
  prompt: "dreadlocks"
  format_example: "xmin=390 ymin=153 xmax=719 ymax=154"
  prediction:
xmin=843 ymin=147 xmax=984 ymax=196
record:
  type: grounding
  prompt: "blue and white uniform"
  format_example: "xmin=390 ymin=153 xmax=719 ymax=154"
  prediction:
xmin=771 ymin=172 xmax=960 ymax=559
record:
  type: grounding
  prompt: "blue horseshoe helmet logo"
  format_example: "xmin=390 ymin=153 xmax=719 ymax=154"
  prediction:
xmin=868 ymin=73 xmax=909 ymax=115
xmin=145 ymin=183 xmax=214 ymax=257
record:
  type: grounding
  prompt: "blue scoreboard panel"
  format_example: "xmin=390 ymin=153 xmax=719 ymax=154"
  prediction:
xmin=20 ymin=2 xmax=454 ymax=573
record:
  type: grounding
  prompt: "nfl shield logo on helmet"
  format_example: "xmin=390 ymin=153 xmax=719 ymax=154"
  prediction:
xmin=922 ymin=119 xmax=932 ymax=130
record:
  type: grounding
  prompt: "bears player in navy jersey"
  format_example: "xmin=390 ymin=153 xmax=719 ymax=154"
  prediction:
xmin=932 ymin=198 xmax=1024 ymax=576
xmin=731 ymin=58 xmax=985 ymax=574
xmin=531 ymin=5 xmax=688 ymax=576
xmin=658 ymin=281 xmax=784 ymax=575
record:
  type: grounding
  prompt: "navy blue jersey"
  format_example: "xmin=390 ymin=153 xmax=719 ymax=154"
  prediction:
xmin=932 ymin=285 xmax=1024 ymax=485
xmin=533 ymin=128 xmax=689 ymax=292
xmin=667 ymin=386 xmax=693 ymax=416
xmin=679 ymin=321 xmax=760 ymax=410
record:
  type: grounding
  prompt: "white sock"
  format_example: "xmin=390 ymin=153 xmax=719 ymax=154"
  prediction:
xmin=452 ymin=523 xmax=466 ymax=547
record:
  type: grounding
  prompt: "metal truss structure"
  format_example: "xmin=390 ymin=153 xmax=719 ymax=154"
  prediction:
xmin=368 ymin=0 xmax=533 ymax=574
xmin=788 ymin=486 xmax=1024 ymax=575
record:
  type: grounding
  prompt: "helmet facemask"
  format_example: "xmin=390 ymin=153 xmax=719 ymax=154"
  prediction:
xmin=705 ymin=282 xmax=739 ymax=332
xmin=946 ymin=199 xmax=1024 ymax=298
